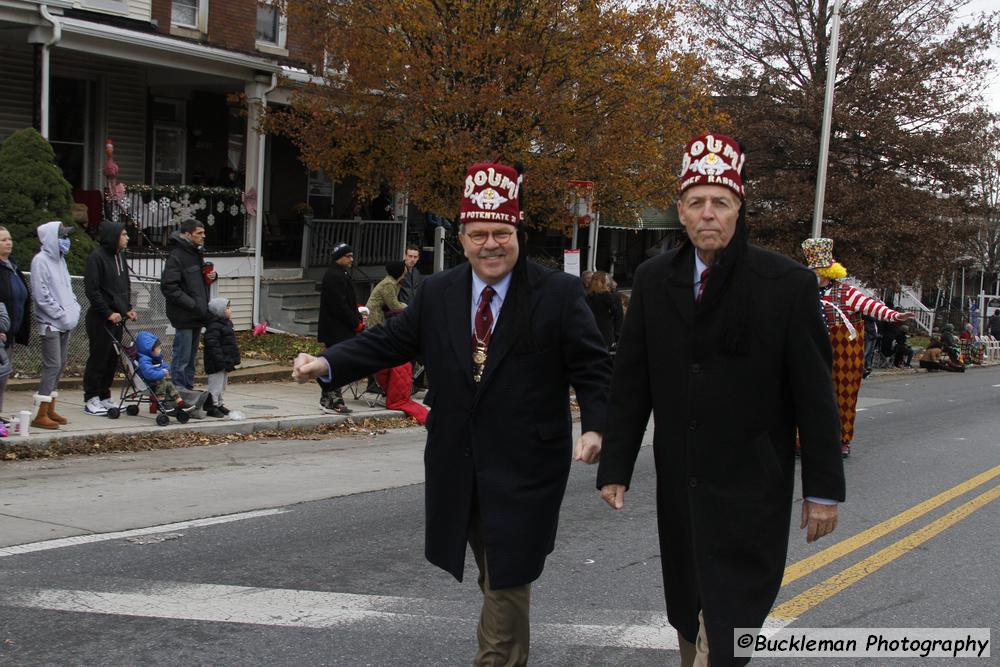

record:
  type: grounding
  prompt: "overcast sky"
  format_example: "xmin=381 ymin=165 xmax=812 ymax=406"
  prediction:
xmin=965 ymin=0 xmax=999 ymax=111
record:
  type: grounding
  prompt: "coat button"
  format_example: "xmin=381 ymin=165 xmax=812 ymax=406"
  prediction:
xmin=689 ymin=420 xmax=698 ymax=430
xmin=690 ymin=477 xmax=698 ymax=487
xmin=690 ymin=363 xmax=701 ymax=373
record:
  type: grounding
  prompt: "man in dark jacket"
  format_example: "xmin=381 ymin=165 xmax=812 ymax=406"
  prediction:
xmin=316 ymin=242 xmax=360 ymax=413
xmin=160 ymin=220 xmax=212 ymax=390
xmin=597 ymin=134 xmax=845 ymax=666
xmin=293 ymin=162 xmax=611 ymax=666
xmin=398 ymin=243 xmax=423 ymax=304
xmin=82 ymin=221 xmax=135 ymax=415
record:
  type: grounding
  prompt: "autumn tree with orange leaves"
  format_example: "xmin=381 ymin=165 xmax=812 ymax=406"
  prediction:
xmin=265 ymin=0 xmax=721 ymax=229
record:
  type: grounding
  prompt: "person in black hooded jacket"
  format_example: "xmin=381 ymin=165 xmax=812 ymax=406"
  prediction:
xmin=82 ymin=221 xmax=135 ymax=415
xmin=160 ymin=220 xmax=213 ymax=390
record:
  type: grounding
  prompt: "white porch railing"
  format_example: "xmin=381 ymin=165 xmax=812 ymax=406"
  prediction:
xmin=898 ymin=286 xmax=934 ymax=334
xmin=303 ymin=219 xmax=405 ymax=267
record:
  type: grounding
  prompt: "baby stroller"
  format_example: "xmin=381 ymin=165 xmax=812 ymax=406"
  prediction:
xmin=105 ymin=323 xmax=207 ymax=426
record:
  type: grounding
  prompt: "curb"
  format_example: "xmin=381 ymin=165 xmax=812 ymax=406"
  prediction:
xmin=5 ymin=409 xmax=408 ymax=451
xmin=4 ymin=365 xmax=293 ymax=392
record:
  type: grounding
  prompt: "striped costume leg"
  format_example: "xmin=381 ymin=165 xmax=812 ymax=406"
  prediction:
xmin=830 ymin=324 xmax=865 ymax=445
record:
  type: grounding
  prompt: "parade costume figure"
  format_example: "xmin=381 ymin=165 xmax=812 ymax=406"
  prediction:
xmin=801 ymin=238 xmax=910 ymax=457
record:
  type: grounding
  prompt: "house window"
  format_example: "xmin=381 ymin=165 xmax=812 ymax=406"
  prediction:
xmin=256 ymin=2 xmax=287 ymax=51
xmin=172 ymin=0 xmax=199 ymax=28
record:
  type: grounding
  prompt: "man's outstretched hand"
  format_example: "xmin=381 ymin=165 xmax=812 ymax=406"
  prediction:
xmin=292 ymin=353 xmax=330 ymax=383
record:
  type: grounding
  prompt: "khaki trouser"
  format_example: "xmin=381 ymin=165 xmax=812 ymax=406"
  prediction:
xmin=468 ymin=510 xmax=531 ymax=667
xmin=678 ymin=610 xmax=710 ymax=667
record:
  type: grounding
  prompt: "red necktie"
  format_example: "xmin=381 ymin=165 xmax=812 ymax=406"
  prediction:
xmin=475 ymin=286 xmax=495 ymax=343
xmin=696 ymin=266 xmax=711 ymax=303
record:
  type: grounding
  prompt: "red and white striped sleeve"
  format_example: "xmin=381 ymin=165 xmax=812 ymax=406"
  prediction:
xmin=842 ymin=284 xmax=902 ymax=322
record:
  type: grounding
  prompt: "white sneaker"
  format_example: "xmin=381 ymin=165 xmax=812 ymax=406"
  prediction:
xmin=84 ymin=396 xmax=108 ymax=415
xmin=100 ymin=398 xmax=118 ymax=410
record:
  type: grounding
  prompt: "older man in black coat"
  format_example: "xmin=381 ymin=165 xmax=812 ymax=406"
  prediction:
xmin=294 ymin=162 xmax=611 ymax=666
xmin=315 ymin=242 xmax=360 ymax=414
xmin=597 ymin=134 xmax=845 ymax=666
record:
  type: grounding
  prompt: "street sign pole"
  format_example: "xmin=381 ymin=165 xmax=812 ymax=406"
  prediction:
xmin=811 ymin=0 xmax=843 ymax=239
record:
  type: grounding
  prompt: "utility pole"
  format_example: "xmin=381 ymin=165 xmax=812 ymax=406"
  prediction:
xmin=811 ymin=0 xmax=843 ymax=239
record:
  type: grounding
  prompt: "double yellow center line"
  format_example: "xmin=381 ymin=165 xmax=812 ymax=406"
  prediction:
xmin=773 ymin=463 xmax=1000 ymax=620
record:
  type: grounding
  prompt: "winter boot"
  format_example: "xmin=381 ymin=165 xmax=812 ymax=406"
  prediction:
xmin=31 ymin=394 xmax=60 ymax=430
xmin=48 ymin=391 xmax=68 ymax=425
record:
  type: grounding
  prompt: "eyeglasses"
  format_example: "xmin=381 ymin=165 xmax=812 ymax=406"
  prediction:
xmin=464 ymin=230 xmax=514 ymax=245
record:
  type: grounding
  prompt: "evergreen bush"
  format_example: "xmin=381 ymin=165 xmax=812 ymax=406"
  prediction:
xmin=0 ymin=127 xmax=95 ymax=275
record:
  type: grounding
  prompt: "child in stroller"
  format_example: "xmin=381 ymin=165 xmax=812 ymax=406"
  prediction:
xmin=135 ymin=331 xmax=193 ymax=414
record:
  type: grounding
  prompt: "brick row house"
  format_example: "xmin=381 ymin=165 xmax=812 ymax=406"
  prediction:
xmin=0 ymin=0 xmax=407 ymax=332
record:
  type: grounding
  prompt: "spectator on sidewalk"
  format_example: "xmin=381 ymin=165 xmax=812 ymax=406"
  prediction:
xmin=0 ymin=226 xmax=30 ymax=419
xmin=134 ymin=331 xmax=186 ymax=412
xmin=203 ymin=297 xmax=240 ymax=418
xmin=862 ymin=315 xmax=878 ymax=378
xmin=160 ymin=220 xmax=213 ymax=390
xmin=316 ymin=242 xmax=361 ymax=414
xmin=0 ymin=303 xmax=11 ymax=424
xmin=30 ymin=221 xmax=81 ymax=430
xmin=366 ymin=261 xmax=407 ymax=329
xmin=293 ymin=161 xmax=611 ymax=665
xmin=585 ymin=270 xmax=622 ymax=352
xmin=893 ymin=324 xmax=914 ymax=367
xmin=398 ymin=244 xmax=423 ymax=304
xmin=82 ymin=221 xmax=135 ymax=416
xmin=988 ymin=311 xmax=1000 ymax=338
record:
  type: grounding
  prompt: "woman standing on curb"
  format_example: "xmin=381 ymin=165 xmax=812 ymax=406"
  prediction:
xmin=0 ymin=226 xmax=30 ymax=420
xmin=801 ymin=237 xmax=913 ymax=458
xmin=30 ymin=221 xmax=81 ymax=430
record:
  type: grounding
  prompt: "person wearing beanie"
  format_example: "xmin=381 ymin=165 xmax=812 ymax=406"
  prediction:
xmin=800 ymin=237 xmax=914 ymax=458
xmin=315 ymin=241 xmax=360 ymax=414
xmin=202 ymin=297 xmax=240 ymax=417
xmin=597 ymin=134 xmax=845 ymax=666
xmin=293 ymin=161 xmax=611 ymax=665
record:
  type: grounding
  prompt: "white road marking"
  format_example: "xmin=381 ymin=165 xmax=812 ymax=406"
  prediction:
xmin=0 ymin=509 xmax=287 ymax=558
xmin=0 ymin=581 xmax=794 ymax=651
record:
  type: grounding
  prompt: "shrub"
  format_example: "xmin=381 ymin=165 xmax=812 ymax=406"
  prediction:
xmin=0 ymin=127 xmax=95 ymax=274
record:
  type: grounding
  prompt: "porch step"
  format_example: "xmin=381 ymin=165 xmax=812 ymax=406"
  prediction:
xmin=284 ymin=304 xmax=320 ymax=320
xmin=262 ymin=267 xmax=304 ymax=280
xmin=276 ymin=291 xmax=321 ymax=307
xmin=263 ymin=278 xmax=319 ymax=295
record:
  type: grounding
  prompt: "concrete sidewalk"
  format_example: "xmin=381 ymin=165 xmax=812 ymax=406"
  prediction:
xmin=0 ymin=364 xmax=406 ymax=448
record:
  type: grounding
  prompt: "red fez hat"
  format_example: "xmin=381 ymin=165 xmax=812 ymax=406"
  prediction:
xmin=459 ymin=162 xmax=523 ymax=226
xmin=679 ymin=133 xmax=746 ymax=199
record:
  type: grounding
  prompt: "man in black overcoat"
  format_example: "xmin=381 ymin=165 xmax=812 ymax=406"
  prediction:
xmin=294 ymin=162 xmax=611 ymax=666
xmin=315 ymin=242 xmax=360 ymax=414
xmin=596 ymin=134 xmax=846 ymax=666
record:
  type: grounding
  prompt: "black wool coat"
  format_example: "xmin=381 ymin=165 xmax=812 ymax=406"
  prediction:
xmin=323 ymin=260 xmax=611 ymax=589
xmin=317 ymin=265 xmax=360 ymax=347
xmin=0 ymin=258 xmax=30 ymax=347
xmin=160 ymin=232 xmax=210 ymax=330
xmin=203 ymin=316 xmax=240 ymax=374
xmin=596 ymin=244 xmax=845 ymax=666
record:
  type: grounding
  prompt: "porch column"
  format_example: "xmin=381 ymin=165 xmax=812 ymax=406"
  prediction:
xmin=245 ymin=74 xmax=277 ymax=325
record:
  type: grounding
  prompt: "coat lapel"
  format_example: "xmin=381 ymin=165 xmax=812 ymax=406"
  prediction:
xmin=665 ymin=248 xmax=695 ymax=328
xmin=444 ymin=264 xmax=474 ymax=389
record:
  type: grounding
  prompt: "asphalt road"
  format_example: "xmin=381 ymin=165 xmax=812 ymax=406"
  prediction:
xmin=1 ymin=367 xmax=998 ymax=666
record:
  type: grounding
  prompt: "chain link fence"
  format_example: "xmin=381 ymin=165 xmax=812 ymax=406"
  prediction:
xmin=11 ymin=274 xmax=173 ymax=380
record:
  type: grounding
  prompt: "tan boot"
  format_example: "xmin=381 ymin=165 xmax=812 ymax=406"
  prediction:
xmin=48 ymin=391 xmax=68 ymax=425
xmin=31 ymin=394 xmax=60 ymax=430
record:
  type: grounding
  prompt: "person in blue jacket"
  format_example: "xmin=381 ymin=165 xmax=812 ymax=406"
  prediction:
xmin=134 ymin=331 xmax=184 ymax=411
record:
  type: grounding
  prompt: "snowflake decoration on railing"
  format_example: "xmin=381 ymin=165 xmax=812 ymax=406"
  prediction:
xmin=229 ymin=204 xmax=239 ymax=217
xmin=171 ymin=193 xmax=207 ymax=224
xmin=206 ymin=213 xmax=215 ymax=226
xmin=217 ymin=200 xmax=225 ymax=213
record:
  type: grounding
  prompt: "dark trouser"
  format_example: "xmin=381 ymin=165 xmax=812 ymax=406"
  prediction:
xmin=863 ymin=334 xmax=878 ymax=369
xmin=468 ymin=503 xmax=531 ymax=667
xmin=894 ymin=345 xmax=913 ymax=367
xmin=83 ymin=310 xmax=121 ymax=401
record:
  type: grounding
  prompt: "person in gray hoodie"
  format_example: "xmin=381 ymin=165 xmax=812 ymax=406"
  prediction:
xmin=30 ymin=220 xmax=81 ymax=429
